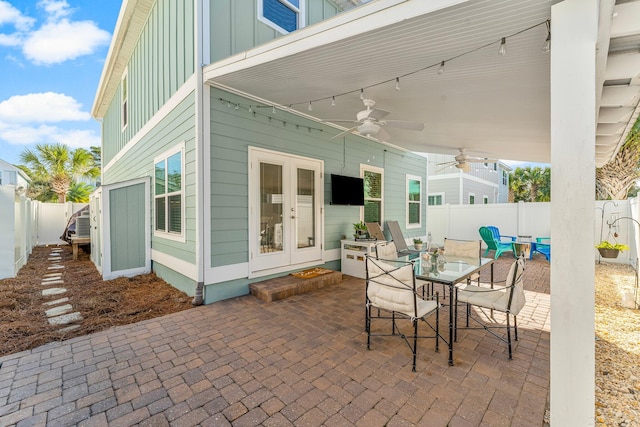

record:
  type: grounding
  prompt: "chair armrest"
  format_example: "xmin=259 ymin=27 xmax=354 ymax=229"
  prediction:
xmin=536 ymin=237 xmax=550 ymax=243
xmin=500 ymin=235 xmax=516 ymax=242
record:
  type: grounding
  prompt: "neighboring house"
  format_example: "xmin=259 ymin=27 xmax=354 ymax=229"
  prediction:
xmin=426 ymin=154 xmax=512 ymax=205
xmin=91 ymin=0 xmax=427 ymax=304
xmin=0 ymin=159 xmax=30 ymax=193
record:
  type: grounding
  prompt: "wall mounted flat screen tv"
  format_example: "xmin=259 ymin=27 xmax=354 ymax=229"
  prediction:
xmin=331 ymin=174 xmax=365 ymax=206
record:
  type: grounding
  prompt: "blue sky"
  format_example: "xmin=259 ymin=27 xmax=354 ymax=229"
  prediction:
xmin=0 ymin=0 xmax=119 ymax=165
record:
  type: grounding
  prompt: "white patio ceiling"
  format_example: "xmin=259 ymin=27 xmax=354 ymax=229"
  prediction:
xmin=204 ymin=0 xmax=640 ymax=168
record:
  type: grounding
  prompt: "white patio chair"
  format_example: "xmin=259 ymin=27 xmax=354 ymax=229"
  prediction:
xmin=365 ymin=255 xmax=440 ymax=371
xmin=455 ymin=255 xmax=526 ymax=359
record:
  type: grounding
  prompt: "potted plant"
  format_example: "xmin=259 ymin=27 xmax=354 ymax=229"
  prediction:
xmin=413 ymin=237 xmax=423 ymax=250
xmin=353 ymin=221 xmax=368 ymax=240
xmin=595 ymin=241 xmax=630 ymax=258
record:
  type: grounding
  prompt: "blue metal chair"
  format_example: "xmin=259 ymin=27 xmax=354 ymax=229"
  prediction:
xmin=479 ymin=226 xmax=514 ymax=259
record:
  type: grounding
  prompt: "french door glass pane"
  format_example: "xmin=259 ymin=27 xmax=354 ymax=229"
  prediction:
xmin=296 ymin=168 xmax=315 ymax=248
xmin=260 ymin=162 xmax=284 ymax=254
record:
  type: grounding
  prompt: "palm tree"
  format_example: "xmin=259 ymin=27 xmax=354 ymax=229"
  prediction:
xmin=595 ymin=119 xmax=640 ymax=200
xmin=509 ymin=166 xmax=551 ymax=202
xmin=19 ymin=143 xmax=100 ymax=203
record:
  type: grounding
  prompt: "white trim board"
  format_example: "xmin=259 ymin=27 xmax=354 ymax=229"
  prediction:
xmin=151 ymin=249 xmax=198 ymax=281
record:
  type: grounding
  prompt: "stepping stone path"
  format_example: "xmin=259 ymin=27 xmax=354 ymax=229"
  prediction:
xmin=40 ymin=246 xmax=83 ymax=331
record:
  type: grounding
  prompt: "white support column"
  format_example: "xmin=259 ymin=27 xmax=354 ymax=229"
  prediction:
xmin=550 ymin=1 xmax=598 ymax=425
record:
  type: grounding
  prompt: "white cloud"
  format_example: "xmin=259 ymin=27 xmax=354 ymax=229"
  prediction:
xmin=0 ymin=32 xmax=20 ymax=46
xmin=0 ymin=92 xmax=91 ymax=123
xmin=22 ymin=19 xmax=110 ymax=64
xmin=0 ymin=1 xmax=35 ymax=31
xmin=37 ymin=0 xmax=71 ymax=22
xmin=0 ymin=123 xmax=99 ymax=148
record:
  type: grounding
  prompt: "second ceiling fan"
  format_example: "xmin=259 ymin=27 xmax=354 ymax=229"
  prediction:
xmin=324 ymin=98 xmax=424 ymax=142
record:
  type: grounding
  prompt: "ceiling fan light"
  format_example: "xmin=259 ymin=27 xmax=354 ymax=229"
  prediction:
xmin=358 ymin=121 xmax=380 ymax=136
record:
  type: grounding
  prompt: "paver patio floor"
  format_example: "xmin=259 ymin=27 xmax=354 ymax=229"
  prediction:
xmin=0 ymin=255 xmax=550 ymax=426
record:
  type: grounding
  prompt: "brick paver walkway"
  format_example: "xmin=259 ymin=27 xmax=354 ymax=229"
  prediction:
xmin=0 ymin=255 xmax=550 ymax=426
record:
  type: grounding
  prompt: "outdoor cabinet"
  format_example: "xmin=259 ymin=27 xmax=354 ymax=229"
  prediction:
xmin=341 ymin=239 xmax=378 ymax=279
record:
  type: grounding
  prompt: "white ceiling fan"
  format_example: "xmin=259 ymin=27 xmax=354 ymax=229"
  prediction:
xmin=436 ymin=148 xmax=498 ymax=173
xmin=324 ymin=99 xmax=424 ymax=141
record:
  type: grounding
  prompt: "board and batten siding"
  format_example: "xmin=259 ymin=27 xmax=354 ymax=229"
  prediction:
xmin=208 ymin=89 xmax=427 ymax=269
xmin=104 ymin=92 xmax=197 ymax=268
xmin=209 ymin=0 xmax=340 ymax=63
xmin=102 ymin=0 xmax=195 ymax=166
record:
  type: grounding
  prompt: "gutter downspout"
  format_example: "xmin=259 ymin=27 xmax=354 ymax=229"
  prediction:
xmin=192 ymin=0 xmax=206 ymax=305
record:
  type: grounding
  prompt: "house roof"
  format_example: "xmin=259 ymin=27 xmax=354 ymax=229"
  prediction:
xmin=203 ymin=0 xmax=640 ymax=167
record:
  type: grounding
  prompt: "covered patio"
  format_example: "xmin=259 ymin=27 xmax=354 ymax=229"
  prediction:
xmin=0 ymin=256 xmax=550 ymax=426
xmin=202 ymin=0 xmax=640 ymax=423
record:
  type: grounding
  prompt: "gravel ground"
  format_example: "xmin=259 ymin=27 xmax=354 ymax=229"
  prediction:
xmin=596 ymin=262 xmax=640 ymax=426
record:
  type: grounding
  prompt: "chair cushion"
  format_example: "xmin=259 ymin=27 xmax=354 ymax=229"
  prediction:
xmin=444 ymin=240 xmax=480 ymax=259
xmin=375 ymin=242 xmax=397 ymax=259
xmin=367 ymin=258 xmax=439 ymax=318
xmin=457 ymin=258 xmax=526 ymax=315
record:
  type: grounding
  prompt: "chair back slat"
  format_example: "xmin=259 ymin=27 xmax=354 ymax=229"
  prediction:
xmin=386 ymin=220 xmax=409 ymax=252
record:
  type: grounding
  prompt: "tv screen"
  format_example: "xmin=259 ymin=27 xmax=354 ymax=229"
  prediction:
xmin=331 ymin=174 xmax=365 ymax=206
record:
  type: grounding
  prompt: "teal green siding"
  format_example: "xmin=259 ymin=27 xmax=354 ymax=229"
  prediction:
xmin=153 ymin=261 xmax=196 ymax=296
xmin=209 ymin=88 xmax=427 ymax=270
xmin=210 ymin=0 xmax=341 ymax=63
xmin=104 ymin=92 xmax=197 ymax=265
xmin=109 ymin=183 xmax=146 ymax=271
xmin=102 ymin=0 xmax=195 ymax=165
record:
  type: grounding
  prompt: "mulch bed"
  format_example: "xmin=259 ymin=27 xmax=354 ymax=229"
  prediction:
xmin=0 ymin=245 xmax=193 ymax=357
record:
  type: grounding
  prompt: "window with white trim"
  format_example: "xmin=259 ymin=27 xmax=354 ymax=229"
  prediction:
xmin=469 ymin=193 xmax=475 ymax=205
xmin=258 ymin=0 xmax=305 ymax=34
xmin=154 ymin=143 xmax=185 ymax=240
xmin=428 ymin=193 xmax=444 ymax=206
xmin=406 ymin=174 xmax=422 ymax=228
xmin=502 ymin=170 xmax=508 ymax=185
xmin=121 ymin=70 xmax=128 ymax=130
xmin=483 ymin=195 xmax=489 ymax=204
xmin=361 ymin=165 xmax=383 ymax=225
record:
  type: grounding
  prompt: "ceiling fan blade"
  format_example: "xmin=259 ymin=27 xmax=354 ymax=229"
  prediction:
xmin=467 ymin=157 xmax=499 ymax=163
xmin=366 ymin=108 xmax=390 ymax=121
xmin=322 ymin=119 xmax=359 ymax=124
xmin=436 ymin=161 xmax=457 ymax=166
xmin=374 ymin=126 xmax=391 ymax=142
xmin=330 ymin=126 xmax=359 ymax=140
xmin=380 ymin=120 xmax=424 ymax=131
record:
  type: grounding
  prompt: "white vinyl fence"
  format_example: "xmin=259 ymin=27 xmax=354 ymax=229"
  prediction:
xmin=426 ymin=199 xmax=639 ymax=265
xmin=0 ymin=186 xmax=87 ymax=279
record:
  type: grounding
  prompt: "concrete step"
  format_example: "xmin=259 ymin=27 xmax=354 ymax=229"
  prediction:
xmin=250 ymin=269 xmax=342 ymax=302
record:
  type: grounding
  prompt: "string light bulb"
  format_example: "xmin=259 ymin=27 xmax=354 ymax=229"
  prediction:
xmin=331 ymin=96 xmax=336 ymax=107
xmin=542 ymin=20 xmax=551 ymax=53
xmin=498 ymin=37 xmax=507 ymax=56
xmin=395 ymin=77 xmax=400 ymax=91
xmin=272 ymin=106 xmax=276 ymax=114
xmin=308 ymin=101 xmax=313 ymax=111
xmin=437 ymin=61 xmax=445 ymax=75
xmin=360 ymin=89 xmax=364 ymax=100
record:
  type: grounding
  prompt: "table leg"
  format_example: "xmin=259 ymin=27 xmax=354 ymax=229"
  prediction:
xmin=72 ymin=243 xmax=78 ymax=260
xmin=448 ymin=283 xmax=454 ymax=366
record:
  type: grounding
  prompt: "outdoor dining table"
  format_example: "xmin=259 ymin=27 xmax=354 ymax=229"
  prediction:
xmin=413 ymin=256 xmax=495 ymax=366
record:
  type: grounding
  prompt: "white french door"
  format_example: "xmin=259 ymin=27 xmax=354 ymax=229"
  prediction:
xmin=249 ymin=148 xmax=324 ymax=276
